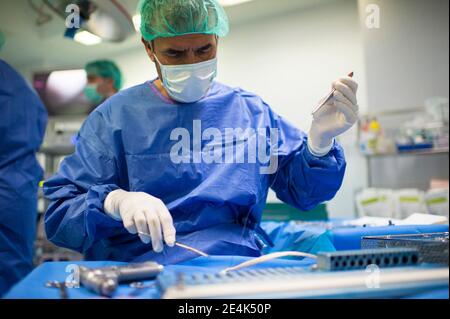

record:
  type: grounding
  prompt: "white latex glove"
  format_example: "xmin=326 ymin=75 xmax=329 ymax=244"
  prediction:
xmin=104 ymin=189 xmax=176 ymax=252
xmin=308 ymin=76 xmax=359 ymax=157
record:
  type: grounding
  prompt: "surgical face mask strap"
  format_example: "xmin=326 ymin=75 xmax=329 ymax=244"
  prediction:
xmin=152 ymin=53 xmax=165 ymax=69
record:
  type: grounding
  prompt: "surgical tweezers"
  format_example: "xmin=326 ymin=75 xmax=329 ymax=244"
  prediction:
xmin=312 ymin=71 xmax=354 ymax=115
xmin=137 ymin=231 xmax=209 ymax=257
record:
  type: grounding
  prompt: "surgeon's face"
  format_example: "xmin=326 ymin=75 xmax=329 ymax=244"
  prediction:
xmin=142 ymin=34 xmax=218 ymax=79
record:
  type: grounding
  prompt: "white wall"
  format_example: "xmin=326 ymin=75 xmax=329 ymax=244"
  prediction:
xmin=358 ymin=0 xmax=449 ymax=112
xmin=357 ymin=0 xmax=449 ymax=192
xmin=79 ymin=0 xmax=368 ymax=218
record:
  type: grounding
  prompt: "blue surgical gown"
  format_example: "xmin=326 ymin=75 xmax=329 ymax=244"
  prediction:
xmin=44 ymin=80 xmax=346 ymax=264
xmin=0 ymin=60 xmax=48 ymax=296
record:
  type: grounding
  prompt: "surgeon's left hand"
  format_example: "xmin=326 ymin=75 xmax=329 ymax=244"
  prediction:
xmin=308 ymin=76 xmax=359 ymax=157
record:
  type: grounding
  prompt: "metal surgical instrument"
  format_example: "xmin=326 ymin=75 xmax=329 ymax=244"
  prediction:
xmin=137 ymin=231 xmax=209 ymax=257
xmin=312 ymin=72 xmax=354 ymax=115
xmin=45 ymin=281 xmax=69 ymax=299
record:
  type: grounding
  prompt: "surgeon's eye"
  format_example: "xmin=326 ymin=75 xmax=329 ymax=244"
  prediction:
xmin=197 ymin=44 xmax=213 ymax=56
xmin=164 ymin=49 xmax=184 ymax=58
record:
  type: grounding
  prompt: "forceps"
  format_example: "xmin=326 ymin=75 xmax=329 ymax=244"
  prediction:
xmin=312 ymin=71 xmax=354 ymax=115
xmin=137 ymin=231 xmax=209 ymax=257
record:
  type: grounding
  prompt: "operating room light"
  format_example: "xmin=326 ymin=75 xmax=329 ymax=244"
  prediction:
xmin=132 ymin=14 xmax=141 ymax=32
xmin=74 ymin=31 xmax=102 ymax=46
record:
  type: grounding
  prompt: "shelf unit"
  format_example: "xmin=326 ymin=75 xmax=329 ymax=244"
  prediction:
xmin=358 ymin=107 xmax=449 ymax=190
xmin=364 ymin=147 xmax=449 ymax=158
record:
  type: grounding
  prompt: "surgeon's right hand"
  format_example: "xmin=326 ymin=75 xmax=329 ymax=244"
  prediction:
xmin=104 ymin=189 xmax=176 ymax=252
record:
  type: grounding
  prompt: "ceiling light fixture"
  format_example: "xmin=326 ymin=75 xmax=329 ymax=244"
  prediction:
xmin=74 ymin=31 xmax=102 ymax=46
xmin=132 ymin=14 xmax=141 ymax=32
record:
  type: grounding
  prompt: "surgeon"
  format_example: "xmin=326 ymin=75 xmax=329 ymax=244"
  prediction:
xmin=44 ymin=0 xmax=358 ymax=264
xmin=0 ymin=30 xmax=48 ymax=295
xmin=84 ymin=60 xmax=123 ymax=106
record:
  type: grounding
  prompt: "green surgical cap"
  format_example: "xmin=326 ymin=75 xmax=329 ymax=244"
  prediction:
xmin=85 ymin=60 xmax=123 ymax=90
xmin=139 ymin=0 xmax=229 ymax=41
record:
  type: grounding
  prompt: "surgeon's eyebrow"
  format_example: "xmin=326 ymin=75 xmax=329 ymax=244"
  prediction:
xmin=163 ymin=48 xmax=187 ymax=55
xmin=162 ymin=43 xmax=213 ymax=55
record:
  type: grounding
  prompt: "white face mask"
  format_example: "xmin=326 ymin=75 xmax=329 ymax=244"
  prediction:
xmin=154 ymin=54 xmax=218 ymax=103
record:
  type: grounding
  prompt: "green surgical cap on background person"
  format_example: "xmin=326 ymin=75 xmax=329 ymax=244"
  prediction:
xmin=84 ymin=60 xmax=123 ymax=90
xmin=139 ymin=0 xmax=229 ymax=42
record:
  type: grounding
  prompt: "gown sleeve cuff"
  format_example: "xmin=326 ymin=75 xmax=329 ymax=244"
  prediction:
xmin=307 ymin=138 xmax=335 ymax=158
xmin=87 ymin=184 xmax=121 ymax=212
